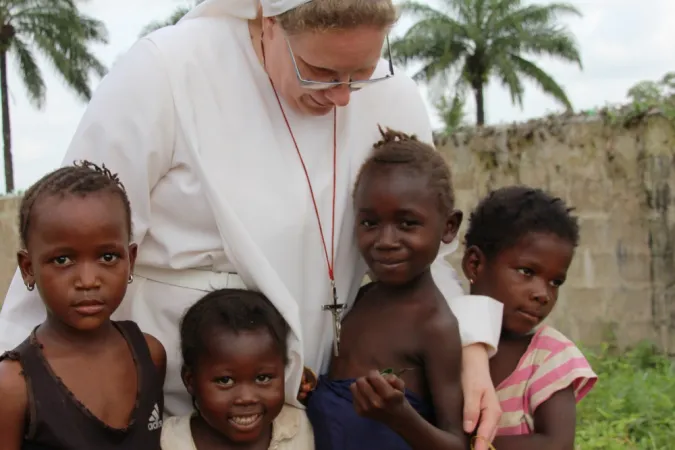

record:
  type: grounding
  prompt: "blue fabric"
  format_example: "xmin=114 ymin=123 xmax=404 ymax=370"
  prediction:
xmin=306 ymin=375 xmax=435 ymax=450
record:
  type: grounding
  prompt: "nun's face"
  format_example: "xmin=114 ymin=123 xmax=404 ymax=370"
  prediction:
xmin=260 ymin=19 xmax=388 ymax=116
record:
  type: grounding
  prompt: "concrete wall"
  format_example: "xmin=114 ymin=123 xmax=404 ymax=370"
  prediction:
xmin=0 ymin=195 xmax=20 ymax=299
xmin=1 ymin=115 xmax=674 ymax=352
xmin=439 ymin=115 xmax=675 ymax=353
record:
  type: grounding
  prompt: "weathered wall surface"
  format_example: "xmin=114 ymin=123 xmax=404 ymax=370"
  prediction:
xmin=439 ymin=115 xmax=675 ymax=353
xmin=0 ymin=195 xmax=20 ymax=301
xmin=0 ymin=115 xmax=674 ymax=352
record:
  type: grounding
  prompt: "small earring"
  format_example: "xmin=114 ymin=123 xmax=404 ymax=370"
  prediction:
xmin=26 ymin=282 xmax=35 ymax=291
xmin=128 ymin=274 xmax=134 ymax=284
xmin=469 ymin=278 xmax=474 ymax=285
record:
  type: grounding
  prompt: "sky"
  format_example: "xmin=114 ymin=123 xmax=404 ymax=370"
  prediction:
xmin=2 ymin=0 xmax=675 ymax=192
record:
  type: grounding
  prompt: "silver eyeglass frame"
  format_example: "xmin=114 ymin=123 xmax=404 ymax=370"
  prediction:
xmin=284 ymin=35 xmax=395 ymax=92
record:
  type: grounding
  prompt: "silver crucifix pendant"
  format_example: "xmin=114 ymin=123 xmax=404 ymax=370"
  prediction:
xmin=322 ymin=280 xmax=345 ymax=356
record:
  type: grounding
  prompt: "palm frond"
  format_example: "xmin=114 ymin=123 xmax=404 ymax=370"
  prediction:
xmin=9 ymin=35 xmax=45 ymax=107
xmin=492 ymin=54 xmax=525 ymax=107
xmin=510 ymin=54 xmax=572 ymax=110
xmin=7 ymin=0 xmax=108 ymax=103
xmin=491 ymin=2 xmax=581 ymax=33
xmin=139 ymin=6 xmax=190 ymax=37
xmin=517 ymin=26 xmax=582 ymax=67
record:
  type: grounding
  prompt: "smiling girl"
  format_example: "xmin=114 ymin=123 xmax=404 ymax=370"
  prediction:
xmin=461 ymin=186 xmax=597 ymax=450
xmin=0 ymin=161 xmax=166 ymax=449
xmin=161 ymin=288 xmax=314 ymax=450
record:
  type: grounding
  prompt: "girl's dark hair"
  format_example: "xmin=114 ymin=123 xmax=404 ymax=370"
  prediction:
xmin=465 ymin=185 xmax=580 ymax=259
xmin=353 ymin=126 xmax=455 ymax=215
xmin=180 ymin=289 xmax=290 ymax=370
xmin=19 ymin=160 xmax=131 ymax=247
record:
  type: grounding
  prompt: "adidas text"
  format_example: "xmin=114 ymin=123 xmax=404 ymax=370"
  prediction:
xmin=148 ymin=404 xmax=163 ymax=431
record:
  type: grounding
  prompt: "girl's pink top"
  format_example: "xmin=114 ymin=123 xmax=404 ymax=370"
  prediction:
xmin=495 ymin=325 xmax=598 ymax=436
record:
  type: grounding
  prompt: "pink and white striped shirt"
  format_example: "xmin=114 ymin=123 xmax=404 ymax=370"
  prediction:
xmin=495 ymin=325 xmax=597 ymax=436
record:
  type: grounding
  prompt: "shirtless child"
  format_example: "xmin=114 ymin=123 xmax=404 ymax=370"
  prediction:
xmin=306 ymin=128 xmax=468 ymax=450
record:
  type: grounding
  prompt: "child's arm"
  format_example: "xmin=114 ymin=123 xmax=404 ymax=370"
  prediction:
xmin=350 ymin=311 xmax=468 ymax=450
xmin=0 ymin=360 xmax=28 ymax=450
xmin=144 ymin=334 xmax=167 ymax=387
xmin=394 ymin=310 xmax=468 ymax=449
xmin=491 ymin=386 xmax=576 ymax=450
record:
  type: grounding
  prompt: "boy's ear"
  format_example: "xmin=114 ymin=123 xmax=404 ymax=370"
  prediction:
xmin=462 ymin=245 xmax=486 ymax=284
xmin=442 ymin=209 xmax=463 ymax=244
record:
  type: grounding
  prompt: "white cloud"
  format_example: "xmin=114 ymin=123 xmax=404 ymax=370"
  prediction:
xmin=1 ymin=0 xmax=673 ymax=191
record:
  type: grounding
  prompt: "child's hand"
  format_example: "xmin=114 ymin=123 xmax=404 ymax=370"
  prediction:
xmin=350 ymin=370 xmax=410 ymax=425
xmin=297 ymin=366 xmax=317 ymax=404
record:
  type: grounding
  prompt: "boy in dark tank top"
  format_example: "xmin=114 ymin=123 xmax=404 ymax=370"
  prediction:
xmin=0 ymin=161 xmax=166 ymax=450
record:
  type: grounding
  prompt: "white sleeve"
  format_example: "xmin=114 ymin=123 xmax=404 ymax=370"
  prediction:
xmin=430 ymin=259 xmax=503 ymax=356
xmin=0 ymin=38 xmax=174 ymax=351
xmin=393 ymin=74 xmax=503 ymax=356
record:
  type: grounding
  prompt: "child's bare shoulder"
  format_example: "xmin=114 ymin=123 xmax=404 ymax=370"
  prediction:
xmin=419 ymin=294 xmax=460 ymax=341
xmin=0 ymin=354 xmax=28 ymax=415
xmin=142 ymin=333 xmax=167 ymax=378
xmin=417 ymin=289 xmax=457 ymax=318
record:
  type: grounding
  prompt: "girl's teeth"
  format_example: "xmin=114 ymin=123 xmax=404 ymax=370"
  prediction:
xmin=230 ymin=415 xmax=261 ymax=426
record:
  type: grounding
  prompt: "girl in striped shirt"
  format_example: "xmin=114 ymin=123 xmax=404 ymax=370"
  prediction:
xmin=461 ymin=186 xmax=597 ymax=450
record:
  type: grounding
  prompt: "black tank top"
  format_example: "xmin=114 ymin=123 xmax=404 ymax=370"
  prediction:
xmin=0 ymin=321 xmax=164 ymax=450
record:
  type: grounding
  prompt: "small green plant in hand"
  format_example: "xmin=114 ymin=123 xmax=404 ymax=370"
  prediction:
xmin=379 ymin=368 xmax=414 ymax=377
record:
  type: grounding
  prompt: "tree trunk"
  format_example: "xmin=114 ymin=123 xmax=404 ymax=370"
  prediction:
xmin=0 ymin=50 xmax=13 ymax=193
xmin=474 ymin=83 xmax=485 ymax=126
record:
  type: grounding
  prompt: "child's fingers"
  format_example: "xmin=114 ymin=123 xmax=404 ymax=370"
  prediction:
xmin=354 ymin=376 xmax=384 ymax=409
xmin=367 ymin=371 xmax=401 ymax=400
xmin=383 ymin=373 xmax=405 ymax=391
xmin=349 ymin=382 xmax=369 ymax=414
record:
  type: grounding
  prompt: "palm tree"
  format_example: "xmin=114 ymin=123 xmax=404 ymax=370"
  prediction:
xmin=391 ymin=0 xmax=582 ymax=125
xmin=0 ymin=0 xmax=108 ymax=193
xmin=139 ymin=0 xmax=204 ymax=37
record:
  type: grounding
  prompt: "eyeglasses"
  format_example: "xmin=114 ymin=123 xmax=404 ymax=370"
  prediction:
xmin=285 ymin=35 xmax=395 ymax=92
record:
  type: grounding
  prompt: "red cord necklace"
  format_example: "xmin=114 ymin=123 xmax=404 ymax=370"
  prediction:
xmin=261 ymin=33 xmax=346 ymax=356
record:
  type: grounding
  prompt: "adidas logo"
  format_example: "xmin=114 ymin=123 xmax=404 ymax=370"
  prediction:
xmin=147 ymin=403 xmax=163 ymax=431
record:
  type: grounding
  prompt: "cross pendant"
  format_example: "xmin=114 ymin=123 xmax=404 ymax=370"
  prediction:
xmin=322 ymin=280 xmax=345 ymax=356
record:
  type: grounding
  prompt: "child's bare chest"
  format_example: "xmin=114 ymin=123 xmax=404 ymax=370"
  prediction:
xmin=330 ymin=296 xmax=425 ymax=387
xmin=44 ymin=339 xmax=139 ymax=430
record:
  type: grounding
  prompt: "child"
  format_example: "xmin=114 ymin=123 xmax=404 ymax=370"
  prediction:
xmin=0 ymin=161 xmax=167 ymax=449
xmin=160 ymin=288 xmax=314 ymax=449
xmin=461 ymin=186 xmax=598 ymax=449
xmin=306 ymin=128 xmax=468 ymax=449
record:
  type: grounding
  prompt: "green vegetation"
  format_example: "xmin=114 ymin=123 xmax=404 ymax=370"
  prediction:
xmin=390 ymin=0 xmax=583 ymax=126
xmin=139 ymin=1 xmax=204 ymax=37
xmin=435 ymin=92 xmax=468 ymax=135
xmin=592 ymin=72 xmax=675 ymax=128
xmin=576 ymin=341 xmax=675 ymax=449
xmin=139 ymin=6 xmax=191 ymax=37
xmin=0 ymin=0 xmax=108 ymax=194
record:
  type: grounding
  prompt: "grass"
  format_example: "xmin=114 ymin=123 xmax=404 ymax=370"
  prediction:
xmin=576 ymin=341 xmax=675 ymax=449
